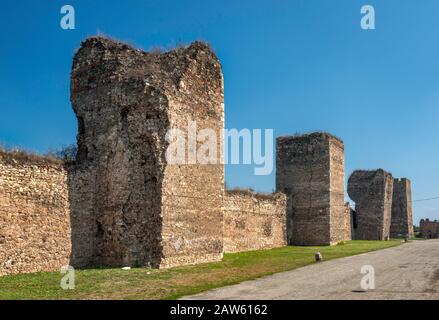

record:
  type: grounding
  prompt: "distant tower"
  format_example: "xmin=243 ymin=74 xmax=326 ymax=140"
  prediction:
xmin=70 ymin=37 xmax=224 ymax=268
xmin=276 ymin=132 xmax=351 ymax=246
xmin=390 ymin=178 xmax=414 ymax=238
xmin=348 ymin=169 xmax=394 ymax=240
xmin=420 ymin=218 xmax=439 ymax=239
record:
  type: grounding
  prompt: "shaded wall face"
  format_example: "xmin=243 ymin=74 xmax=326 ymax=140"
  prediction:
xmin=67 ymin=165 xmax=96 ymax=267
xmin=390 ymin=179 xmax=414 ymax=238
xmin=0 ymin=156 xmax=71 ymax=275
xmin=348 ymin=170 xmax=393 ymax=240
xmin=222 ymin=191 xmax=287 ymax=253
xmin=276 ymin=135 xmax=335 ymax=246
xmin=71 ymin=43 xmax=167 ymax=267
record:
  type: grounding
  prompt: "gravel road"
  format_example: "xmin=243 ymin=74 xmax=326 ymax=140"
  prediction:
xmin=183 ymin=240 xmax=439 ymax=300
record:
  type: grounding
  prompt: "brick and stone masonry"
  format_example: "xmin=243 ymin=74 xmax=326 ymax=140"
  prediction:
xmin=390 ymin=178 xmax=414 ymax=238
xmin=0 ymin=152 xmax=71 ymax=276
xmin=276 ymin=132 xmax=351 ymax=246
xmin=70 ymin=37 xmax=225 ymax=268
xmin=420 ymin=219 xmax=439 ymax=239
xmin=223 ymin=190 xmax=287 ymax=253
xmin=348 ymin=169 xmax=394 ymax=240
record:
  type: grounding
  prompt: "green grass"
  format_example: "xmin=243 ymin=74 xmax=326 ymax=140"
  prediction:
xmin=0 ymin=240 xmax=402 ymax=300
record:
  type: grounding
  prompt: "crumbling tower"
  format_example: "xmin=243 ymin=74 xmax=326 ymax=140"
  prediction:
xmin=348 ymin=169 xmax=393 ymax=240
xmin=390 ymin=178 xmax=414 ymax=238
xmin=276 ymin=132 xmax=351 ymax=246
xmin=70 ymin=37 xmax=224 ymax=268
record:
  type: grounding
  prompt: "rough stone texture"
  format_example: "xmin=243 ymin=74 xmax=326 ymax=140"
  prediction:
xmin=223 ymin=190 xmax=287 ymax=253
xmin=70 ymin=37 xmax=224 ymax=268
xmin=0 ymin=152 xmax=71 ymax=275
xmin=276 ymin=132 xmax=351 ymax=246
xmin=390 ymin=178 xmax=414 ymax=238
xmin=420 ymin=219 xmax=439 ymax=239
xmin=340 ymin=202 xmax=353 ymax=242
xmin=67 ymin=165 xmax=96 ymax=267
xmin=348 ymin=169 xmax=394 ymax=240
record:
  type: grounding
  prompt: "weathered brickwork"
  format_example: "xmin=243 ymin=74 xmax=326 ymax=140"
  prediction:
xmin=420 ymin=219 xmax=439 ymax=239
xmin=223 ymin=190 xmax=287 ymax=253
xmin=71 ymin=37 xmax=224 ymax=268
xmin=390 ymin=178 xmax=414 ymax=238
xmin=339 ymin=202 xmax=353 ymax=242
xmin=329 ymin=140 xmax=352 ymax=243
xmin=0 ymin=152 xmax=71 ymax=275
xmin=276 ymin=132 xmax=351 ymax=246
xmin=348 ymin=169 xmax=394 ymax=240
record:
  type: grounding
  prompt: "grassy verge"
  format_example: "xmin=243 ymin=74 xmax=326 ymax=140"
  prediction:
xmin=0 ymin=240 xmax=401 ymax=300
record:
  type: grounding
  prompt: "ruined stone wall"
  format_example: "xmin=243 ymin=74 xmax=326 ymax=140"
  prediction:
xmin=348 ymin=169 xmax=393 ymax=240
xmin=0 ymin=152 xmax=71 ymax=275
xmin=329 ymin=138 xmax=352 ymax=243
xmin=71 ymin=37 xmax=224 ymax=268
xmin=390 ymin=178 xmax=414 ymax=238
xmin=67 ymin=165 xmax=96 ymax=267
xmin=276 ymin=132 xmax=350 ymax=246
xmin=160 ymin=42 xmax=225 ymax=268
xmin=223 ymin=190 xmax=287 ymax=253
xmin=420 ymin=219 xmax=439 ymax=238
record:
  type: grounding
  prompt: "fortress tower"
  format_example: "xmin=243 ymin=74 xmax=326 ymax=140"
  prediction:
xmin=348 ymin=169 xmax=394 ymax=240
xmin=70 ymin=37 xmax=224 ymax=268
xmin=390 ymin=178 xmax=414 ymax=238
xmin=276 ymin=132 xmax=351 ymax=245
xmin=420 ymin=219 xmax=439 ymax=239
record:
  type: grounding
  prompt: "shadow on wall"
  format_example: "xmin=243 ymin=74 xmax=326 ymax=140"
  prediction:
xmin=65 ymin=137 xmax=166 ymax=269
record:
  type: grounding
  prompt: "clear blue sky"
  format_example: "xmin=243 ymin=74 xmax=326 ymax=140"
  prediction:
xmin=1 ymin=0 xmax=438 ymax=224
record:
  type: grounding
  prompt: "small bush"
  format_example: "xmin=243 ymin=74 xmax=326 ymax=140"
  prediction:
xmin=0 ymin=146 xmax=61 ymax=166
xmin=46 ymin=144 xmax=77 ymax=163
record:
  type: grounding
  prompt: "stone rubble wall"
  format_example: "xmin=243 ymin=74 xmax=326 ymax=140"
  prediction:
xmin=0 ymin=152 xmax=71 ymax=275
xmin=390 ymin=178 xmax=414 ymax=238
xmin=67 ymin=165 xmax=96 ymax=267
xmin=276 ymin=132 xmax=351 ymax=246
xmin=348 ymin=169 xmax=394 ymax=240
xmin=223 ymin=190 xmax=287 ymax=253
xmin=329 ymin=138 xmax=352 ymax=243
xmin=159 ymin=42 xmax=225 ymax=268
xmin=71 ymin=37 xmax=224 ymax=268
xmin=71 ymin=37 xmax=168 ymax=268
